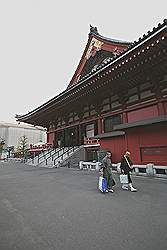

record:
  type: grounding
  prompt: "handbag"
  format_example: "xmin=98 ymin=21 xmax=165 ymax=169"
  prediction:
xmin=119 ymin=174 xmax=128 ymax=184
xmin=98 ymin=176 xmax=107 ymax=193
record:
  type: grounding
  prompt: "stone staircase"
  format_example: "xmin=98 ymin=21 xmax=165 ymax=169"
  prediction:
xmin=38 ymin=146 xmax=82 ymax=168
xmin=25 ymin=146 xmax=84 ymax=168
xmin=26 ymin=148 xmax=58 ymax=166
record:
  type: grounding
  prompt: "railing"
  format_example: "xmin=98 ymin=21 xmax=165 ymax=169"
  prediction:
xmin=30 ymin=148 xmax=55 ymax=164
xmin=29 ymin=143 xmax=52 ymax=151
xmin=79 ymin=161 xmax=101 ymax=170
xmin=84 ymin=138 xmax=100 ymax=145
xmin=44 ymin=147 xmax=66 ymax=165
xmin=5 ymin=157 xmax=22 ymax=162
xmin=53 ymin=146 xmax=78 ymax=166
xmin=37 ymin=148 xmax=57 ymax=164
xmin=115 ymin=163 xmax=167 ymax=178
xmin=79 ymin=161 xmax=167 ymax=178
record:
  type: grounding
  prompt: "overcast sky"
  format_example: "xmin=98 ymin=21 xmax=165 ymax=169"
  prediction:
xmin=0 ymin=0 xmax=166 ymax=123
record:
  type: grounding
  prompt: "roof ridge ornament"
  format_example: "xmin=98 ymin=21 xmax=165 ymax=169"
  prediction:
xmin=89 ymin=25 xmax=99 ymax=35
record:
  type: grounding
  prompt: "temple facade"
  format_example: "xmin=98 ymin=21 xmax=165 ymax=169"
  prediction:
xmin=16 ymin=20 xmax=167 ymax=165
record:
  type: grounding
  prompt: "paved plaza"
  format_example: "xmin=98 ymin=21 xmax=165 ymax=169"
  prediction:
xmin=0 ymin=162 xmax=166 ymax=250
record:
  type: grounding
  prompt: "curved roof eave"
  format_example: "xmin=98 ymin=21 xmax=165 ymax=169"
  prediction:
xmin=16 ymin=19 xmax=167 ymax=122
xmin=91 ymin=32 xmax=132 ymax=45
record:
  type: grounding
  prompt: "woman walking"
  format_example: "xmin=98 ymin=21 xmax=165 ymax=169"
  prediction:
xmin=120 ymin=151 xmax=137 ymax=192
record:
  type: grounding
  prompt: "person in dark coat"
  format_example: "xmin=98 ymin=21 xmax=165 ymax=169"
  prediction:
xmin=101 ymin=151 xmax=115 ymax=193
xmin=120 ymin=151 xmax=137 ymax=192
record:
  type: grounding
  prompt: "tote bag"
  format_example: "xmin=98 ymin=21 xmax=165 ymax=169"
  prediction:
xmin=98 ymin=176 xmax=107 ymax=193
xmin=119 ymin=174 xmax=128 ymax=184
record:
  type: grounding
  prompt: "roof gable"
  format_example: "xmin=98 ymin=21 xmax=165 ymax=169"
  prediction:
xmin=68 ymin=26 xmax=131 ymax=88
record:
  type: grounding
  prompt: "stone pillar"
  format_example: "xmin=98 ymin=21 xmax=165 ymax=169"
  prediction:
xmin=95 ymin=162 xmax=101 ymax=171
xmin=146 ymin=163 xmax=154 ymax=176
xmin=79 ymin=161 xmax=83 ymax=169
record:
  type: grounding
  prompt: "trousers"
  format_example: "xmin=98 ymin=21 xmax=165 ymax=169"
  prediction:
xmin=103 ymin=172 xmax=113 ymax=189
xmin=128 ymin=173 xmax=132 ymax=183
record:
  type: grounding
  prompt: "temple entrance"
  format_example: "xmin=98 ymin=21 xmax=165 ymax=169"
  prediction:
xmin=85 ymin=146 xmax=99 ymax=161
xmin=55 ymin=120 xmax=98 ymax=147
xmin=56 ymin=125 xmax=82 ymax=147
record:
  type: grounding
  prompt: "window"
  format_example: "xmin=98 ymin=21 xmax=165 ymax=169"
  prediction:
xmin=110 ymin=95 xmax=118 ymax=102
xmin=57 ymin=118 xmax=61 ymax=127
xmin=140 ymin=90 xmax=154 ymax=99
xmin=102 ymin=104 xmax=110 ymax=112
xmin=86 ymin=124 xmax=94 ymax=138
xmin=104 ymin=115 xmax=122 ymax=132
xmin=90 ymin=109 xmax=96 ymax=116
xmin=69 ymin=112 xmax=74 ymax=123
xmin=111 ymin=101 xmax=120 ymax=109
xmin=127 ymin=94 xmax=139 ymax=103
xmin=102 ymin=98 xmax=110 ymax=105
xmin=104 ymin=118 xmax=112 ymax=132
xmin=83 ymin=111 xmax=89 ymax=118
xmin=83 ymin=106 xmax=90 ymax=118
xmin=111 ymin=115 xmax=122 ymax=125
xmin=139 ymin=82 xmax=151 ymax=91
xmin=128 ymin=87 xmax=138 ymax=95
xmin=74 ymin=113 xmax=79 ymax=121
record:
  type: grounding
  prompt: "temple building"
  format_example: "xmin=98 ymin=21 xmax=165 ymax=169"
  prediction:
xmin=16 ymin=20 xmax=167 ymax=166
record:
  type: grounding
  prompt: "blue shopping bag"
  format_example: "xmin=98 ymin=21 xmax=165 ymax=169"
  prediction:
xmin=98 ymin=176 xmax=107 ymax=193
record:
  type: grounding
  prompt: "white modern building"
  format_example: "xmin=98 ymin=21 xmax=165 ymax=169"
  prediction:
xmin=0 ymin=121 xmax=46 ymax=149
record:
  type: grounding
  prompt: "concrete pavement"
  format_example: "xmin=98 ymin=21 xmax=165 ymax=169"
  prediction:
xmin=0 ymin=162 xmax=166 ymax=250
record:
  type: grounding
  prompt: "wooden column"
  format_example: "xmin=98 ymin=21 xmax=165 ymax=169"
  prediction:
xmin=152 ymin=76 xmax=164 ymax=116
xmin=101 ymin=118 xmax=104 ymax=133
xmin=97 ymin=116 xmax=103 ymax=134
xmin=94 ymin=100 xmax=103 ymax=134
xmin=78 ymin=124 xmax=82 ymax=145
xmin=77 ymin=109 xmax=84 ymax=145
xmin=122 ymin=112 xmax=128 ymax=123
xmin=157 ymin=102 xmax=165 ymax=116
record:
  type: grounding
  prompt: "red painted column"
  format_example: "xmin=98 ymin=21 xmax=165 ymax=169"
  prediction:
xmin=157 ymin=101 xmax=165 ymax=116
xmin=47 ymin=133 xmax=49 ymax=144
xmin=97 ymin=116 xmax=104 ymax=134
xmin=101 ymin=118 xmax=104 ymax=133
xmin=97 ymin=117 xmax=102 ymax=134
xmin=122 ymin=111 xmax=128 ymax=123
xmin=122 ymin=112 xmax=128 ymax=150
xmin=78 ymin=124 xmax=82 ymax=145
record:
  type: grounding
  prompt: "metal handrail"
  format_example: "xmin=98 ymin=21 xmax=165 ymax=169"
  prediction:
xmin=30 ymin=148 xmax=52 ymax=164
xmin=45 ymin=147 xmax=66 ymax=165
xmin=37 ymin=148 xmax=57 ymax=164
xmin=53 ymin=146 xmax=78 ymax=166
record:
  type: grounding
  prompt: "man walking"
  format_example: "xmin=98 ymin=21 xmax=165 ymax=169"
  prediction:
xmin=101 ymin=151 xmax=114 ymax=193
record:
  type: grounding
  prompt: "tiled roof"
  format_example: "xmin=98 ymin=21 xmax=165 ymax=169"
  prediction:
xmin=74 ymin=19 xmax=167 ymax=84
xmin=89 ymin=28 xmax=131 ymax=45
xmin=16 ymin=19 xmax=167 ymax=122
